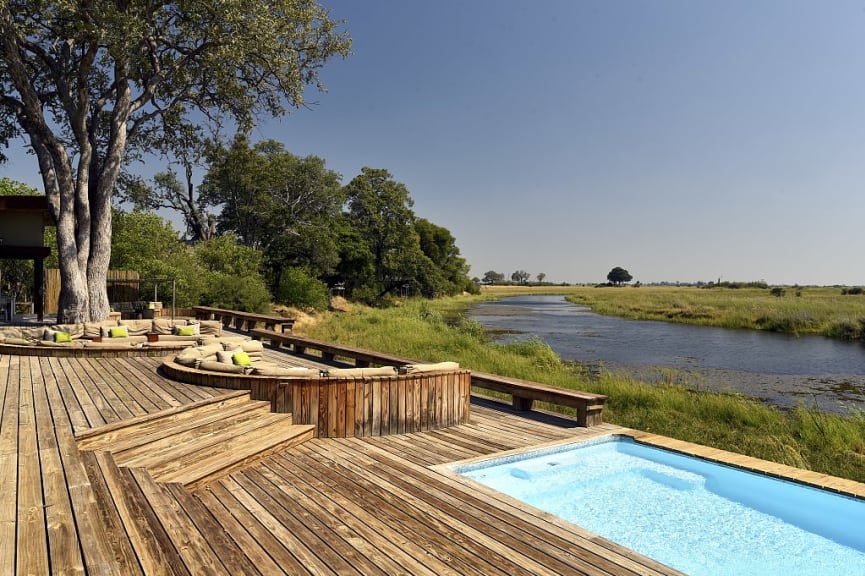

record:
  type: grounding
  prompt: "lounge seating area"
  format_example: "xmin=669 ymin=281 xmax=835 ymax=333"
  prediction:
xmin=0 ymin=317 xmax=225 ymax=354
xmin=163 ymin=339 xmax=470 ymax=438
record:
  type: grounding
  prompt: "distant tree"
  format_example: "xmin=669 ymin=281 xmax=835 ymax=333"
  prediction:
xmin=770 ymin=287 xmax=785 ymax=298
xmin=607 ymin=267 xmax=633 ymax=286
xmin=537 ymin=272 xmax=546 ymax=283
xmin=511 ymin=270 xmax=530 ymax=284
xmin=482 ymin=271 xmax=505 ymax=284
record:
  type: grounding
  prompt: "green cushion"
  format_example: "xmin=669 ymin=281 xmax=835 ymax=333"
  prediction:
xmin=232 ymin=351 xmax=252 ymax=367
xmin=109 ymin=326 xmax=128 ymax=338
xmin=54 ymin=331 xmax=72 ymax=343
xmin=177 ymin=325 xmax=196 ymax=336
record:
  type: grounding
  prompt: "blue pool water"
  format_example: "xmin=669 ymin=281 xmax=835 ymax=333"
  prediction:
xmin=455 ymin=436 xmax=865 ymax=576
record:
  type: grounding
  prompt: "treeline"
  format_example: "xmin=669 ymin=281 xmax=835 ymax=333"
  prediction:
xmin=114 ymin=135 xmax=478 ymax=310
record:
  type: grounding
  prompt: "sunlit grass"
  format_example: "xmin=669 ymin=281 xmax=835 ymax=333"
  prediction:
xmin=302 ymin=295 xmax=865 ymax=483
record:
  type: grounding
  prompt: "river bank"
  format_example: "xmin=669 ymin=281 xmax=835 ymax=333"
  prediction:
xmin=300 ymin=296 xmax=865 ymax=483
xmin=480 ymin=284 xmax=865 ymax=340
xmin=470 ymin=294 xmax=865 ymax=415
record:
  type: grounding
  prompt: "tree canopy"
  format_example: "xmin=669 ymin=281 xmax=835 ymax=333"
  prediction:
xmin=0 ymin=0 xmax=350 ymax=321
xmin=199 ymin=135 xmax=345 ymax=280
xmin=607 ymin=266 xmax=633 ymax=286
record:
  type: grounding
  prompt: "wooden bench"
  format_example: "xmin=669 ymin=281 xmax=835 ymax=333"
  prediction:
xmin=250 ymin=329 xmax=412 ymax=367
xmin=470 ymin=372 xmax=606 ymax=428
xmin=250 ymin=329 xmax=606 ymax=427
xmin=192 ymin=306 xmax=295 ymax=333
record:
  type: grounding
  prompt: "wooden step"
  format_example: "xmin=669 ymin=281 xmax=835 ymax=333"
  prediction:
xmin=158 ymin=423 xmax=316 ymax=490
xmin=77 ymin=390 xmax=313 ymax=490
xmin=76 ymin=391 xmax=253 ymax=449
xmin=125 ymin=412 xmax=291 ymax=472
xmin=106 ymin=401 xmax=275 ymax=461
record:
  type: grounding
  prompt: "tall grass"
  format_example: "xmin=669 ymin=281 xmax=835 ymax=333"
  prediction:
xmin=303 ymin=296 xmax=865 ymax=483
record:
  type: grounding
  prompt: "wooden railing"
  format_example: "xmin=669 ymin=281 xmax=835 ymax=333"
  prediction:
xmin=193 ymin=306 xmax=295 ymax=333
xmin=250 ymin=328 xmax=606 ymax=427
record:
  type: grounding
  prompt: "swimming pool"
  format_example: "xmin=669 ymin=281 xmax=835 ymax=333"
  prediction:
xmin=453 ymin=435 xmax=865 ymax=576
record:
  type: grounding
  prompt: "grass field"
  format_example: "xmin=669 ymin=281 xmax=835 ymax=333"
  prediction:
xmin=301 ymin=295 xmax=865 ymax=483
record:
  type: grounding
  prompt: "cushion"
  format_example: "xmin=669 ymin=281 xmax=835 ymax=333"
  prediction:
xmin=198 ymin=320 xmax=222 ymax=335
xmin=175 ymin=325 xmax=197 ymax=337
xmin=198 ymin=360 xmax=245 ymax=374
xmin=232 ymin=351 xmax=252 ymax=367
xmin=54 ymin=331 xmax=72 ymax=343
xmin=400 ymin=361 xmax=460 ymax=374
xmin=109 ymin=326 xmax=129 ymax=338
xmin=324 ymin=366 xmax=398 ymax=378
xmin=122 ymin=319 xmax=152 ymax=335
xmin=195 ymin=344 xmax=224 ymax=361
xmin=174 ymin=348 xmax=203 ymax=366
xmin=216 ymin=350 xmax=235 ymax=364
xmin=241 ymin=339 xmax=264 ymax=354
xmin=152 ymin=318 xmax=179 ymax=335
xmin=43 ymin=328 xmax=58 ymax=341
xmin=88 ymin=321 xmax=117 ymax=338
xmin=3 ymin=337 xmax=36 ymax=346
xmin=250 ymin=366 xmax=320 ymax=377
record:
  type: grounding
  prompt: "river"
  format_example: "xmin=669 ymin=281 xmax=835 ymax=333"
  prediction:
xmin=470 ymin=295 xmax=865 ymax=414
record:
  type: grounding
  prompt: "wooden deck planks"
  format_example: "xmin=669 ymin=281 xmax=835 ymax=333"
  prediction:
xmin=0 ymin=354 xmax=19 ymax=576
xmin=0 ymin=351 xmax=702 ymax=576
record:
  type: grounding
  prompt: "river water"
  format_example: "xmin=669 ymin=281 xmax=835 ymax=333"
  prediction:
xmin=469 ymin=295 xmax=865 ymax=414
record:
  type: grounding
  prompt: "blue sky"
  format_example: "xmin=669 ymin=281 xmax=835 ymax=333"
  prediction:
xmin=4 ymin=1 xmax=865 ymax=285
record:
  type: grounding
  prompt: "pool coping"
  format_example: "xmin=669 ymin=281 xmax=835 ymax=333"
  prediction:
xmin=433 ymin=428 xmax=865 ymax=500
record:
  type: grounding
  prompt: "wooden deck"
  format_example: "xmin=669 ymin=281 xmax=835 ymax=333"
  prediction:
xmin=1 ymin=347 xmax=686 ymax=575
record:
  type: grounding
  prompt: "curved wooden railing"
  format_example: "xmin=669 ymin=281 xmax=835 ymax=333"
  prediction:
xmin=250 ymin=329 xmax=606 ymax=427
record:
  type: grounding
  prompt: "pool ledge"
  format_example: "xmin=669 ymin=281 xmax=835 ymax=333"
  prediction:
xmin=436 ymin=428 xmax=865 ymax=501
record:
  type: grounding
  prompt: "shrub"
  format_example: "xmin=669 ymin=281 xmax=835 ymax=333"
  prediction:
xmin=201 ymin=273 xmax=272 ymax=313
xmin=275 ymin=268 xmax=330 ymax=311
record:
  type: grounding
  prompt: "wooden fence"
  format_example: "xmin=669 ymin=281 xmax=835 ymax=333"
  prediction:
xmin=45 ymin=270 xmax=141 ymax=314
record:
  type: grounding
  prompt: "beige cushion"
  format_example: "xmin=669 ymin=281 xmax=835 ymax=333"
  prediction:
xmin=122 ymin=319 xmax=152 ymax=335
xmin=20 ymin=327 xmax=45 ymax=340
xmin=198 ymin=360 xmax=244 ymax=374
xmin=38 ymin=339 xmax=86 ymax=348
xmin=324 ymin=366 xmax=398 ymax=378
xmin=174 ymin=348 xmax=203 ymax=366
xmin=86 ymin=321 xmax=118 ymax=338
xmin=400 ymin=361 xmax=460 ymax=374
xmin=0 ymin=327 xmax=23 ymax=340
xmin=3 ymin=337 xmax=36 ymax=346
xmin=251 ymin=365 xmax=320 ymax=377
xmin=199 ymin=320 xmax=222 ymax=335
xmin=216 ymin=350 xmax=235 ymax=364
xmin=223 ymin=339 xmax=264 ymax=359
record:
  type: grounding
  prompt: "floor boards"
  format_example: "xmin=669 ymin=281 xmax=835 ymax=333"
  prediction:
xmin=0 ymin=350 xmax=688 ymax=575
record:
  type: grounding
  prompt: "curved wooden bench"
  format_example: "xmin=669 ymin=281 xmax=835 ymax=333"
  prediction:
xmin=162 ymin=357 xmax=472 ymax=438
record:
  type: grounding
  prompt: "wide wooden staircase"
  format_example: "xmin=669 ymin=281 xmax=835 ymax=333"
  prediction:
xmin=76 ymin=390 xmax=314 ymax=490
xmin=72 ymin=391 xmax=315 ymax=573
